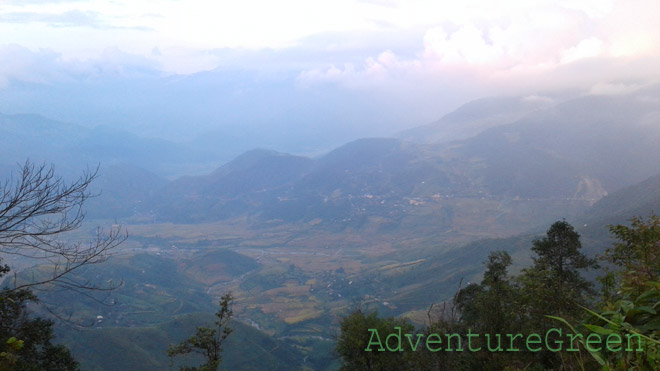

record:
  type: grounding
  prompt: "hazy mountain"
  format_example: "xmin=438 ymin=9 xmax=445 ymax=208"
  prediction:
xmin=369 ymin=168 xmax=660 ymax=313
xmin=153 ymin=149 xmax=315 ymax=222
xmin=582 ymin=172 xmax=660 ymax=227
xmin=450 ymin=90 xmax=660 ymax=197
xmin=86 ymin=163 xmax=168 ymax=219
xmin=110 ymin=87 xmax=657 ymax=244
xmin=397 ymin=95 xmax=557 ymax=144
xmin=0 ymin=112 xmax=219 ymax=178
xmin=7 ymin=87 xmax=660 ymax=233
xmin=0 ymin=66 xmax=426 ymax=158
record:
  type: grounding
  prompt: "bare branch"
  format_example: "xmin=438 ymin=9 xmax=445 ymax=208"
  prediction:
xmin=0 ymin=160 xmax=124 ymax=295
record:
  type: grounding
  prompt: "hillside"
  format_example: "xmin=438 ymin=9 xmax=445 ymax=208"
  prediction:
xmin=112 ymin=89 xmax=660 ymax=245
xmin=0 ymin=113 xmax=219 ymax=178
xmin=397 ymin=95 xmax=556 ymax=144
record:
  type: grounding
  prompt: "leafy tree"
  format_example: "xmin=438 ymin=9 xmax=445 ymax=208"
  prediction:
xmin=454 ymin=251 xmax=526 ymax=370
xmin=515 ymin=221 xmax=598 ymax=368
xmin=520 ymin=220 xmax=598 ymax=320
xmin=550 ymin=215 xmax=660 ymax=370
xmin=457 ymin=251 xmax=519 ymax=335
xmin=0 ymin=260 xmax=79 ymax=370
xmin=336 ymin=309 xmax=415 ymax=371
xmin=168 ymin=292 xmax=234 ymax=371
xmin=604 ymin=214 xmax=660 ymax=295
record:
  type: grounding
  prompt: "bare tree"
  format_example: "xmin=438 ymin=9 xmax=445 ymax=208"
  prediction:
xmin=0 ymin=160 xmax=125 ymax=295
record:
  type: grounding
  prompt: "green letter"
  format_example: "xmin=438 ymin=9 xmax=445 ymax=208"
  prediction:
xmin=446 ymin=333 xmax=463 ymax=351
xmin=566 ymin=333 xmax=582 ymax=351
xmin=625 ymin=333 xmax=643 ymax=352
xmin=526 ymin=333 xmax=542 ymax=352
xmin=386 ymin=326 xmax=403 ymax=352
xmin=506 ymin=333 xmax=522 ymax=351
xmin=426 ymin=333 xmax=442 ymax=352
xmin=545 ymin=328 xmax=563 ymax=352
xmin=467 ymin=329 xmax=481 ymax=352
xmin=365 ymin=329 xmax=385 ymax=352
xmin=405 ymin=333 xmax=424 ymax=352
xmin=585 ymin=333 xmax=602 ymax=352
xmin=606 ymin=333 xmax=622 ymax=352
xmin=485 ymin=334 xmax=503 ymax=352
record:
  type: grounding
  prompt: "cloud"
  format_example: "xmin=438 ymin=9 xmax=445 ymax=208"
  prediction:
xmin=2 ymin=0 xmax=89 ymax=4
xmin=560 ymin=37 xmax=604 ymax=64
xmin=588 ymin=82 xmax=646 ymax=96
xmin=297 ymin=0 xmax=660 ymax=99
xmin=2 ymin=0 xmax=660 ymax=119
xmin=0 ymin=44 xmax=161 ymax=88
xmin=296 ymin=50 xmax=423 ymax=89
xmin=0 ymin=10 xmax=151 ymax=30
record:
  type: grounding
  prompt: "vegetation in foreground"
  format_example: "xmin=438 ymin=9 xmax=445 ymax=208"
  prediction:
xmin=337 ymin=217 xmax=660 ymax=370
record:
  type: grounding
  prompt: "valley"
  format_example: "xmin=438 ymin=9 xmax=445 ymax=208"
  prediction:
xmin=3 ymin=86 xmax=660 ymax=370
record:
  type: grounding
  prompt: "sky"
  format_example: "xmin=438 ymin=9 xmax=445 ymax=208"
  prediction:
xmin=1 ymin=0 xmax=660 ymax=148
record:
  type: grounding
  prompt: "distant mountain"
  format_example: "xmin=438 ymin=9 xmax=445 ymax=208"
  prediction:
xmin=154 ymin=149 xmax=314 ymax=222
xmin=86 ymin=163 xmax=167 ymax=219
xmin=397 ymin=95 xmax=557 ymax=144
xmin=450 ymin=90 xmax=660 ymax=197
xmin=134 ymin=88 xmax=660 ymax=239
xmin=582 ymin=172 xmax=660 ymax=227
xmin=368 ymin=169 xmax=660 ymax=313
xmin=0 ymin=113 xmax=218 ymax=178
xmin=8 ymin=87 xmax=660 ymax=238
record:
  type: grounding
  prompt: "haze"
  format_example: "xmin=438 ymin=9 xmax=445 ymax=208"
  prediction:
xmin=1 ymin=0 xmax=658 ymax=164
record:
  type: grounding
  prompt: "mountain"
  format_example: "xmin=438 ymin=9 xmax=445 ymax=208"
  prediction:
xmin=581 ymin=172 xmax=660 ymax=229
xmin=0 ymin=113 xmax=219 ymax=178
xmin=454 ymin=91 xmax=660 ymax=196
xmin=61 ymin=315 xmax=308 ymax=371
xmin=397 ymin=95 xmax=557 ymax=144
xmin=86 ymin=163 xmax=168 ymax=219
xmin=153 ymin=149 xmax=314 ymax=222
xmin=362 ymin=169 xmax=660 ymax=315
xmin=8 ymin=87 xmax=660 ymax=371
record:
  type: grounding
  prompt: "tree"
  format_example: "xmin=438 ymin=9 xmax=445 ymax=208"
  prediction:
xmin=0 ymin=161 xmax=125 ymax=294
xmin=336 ymin=309 xmax=415 ymax=371
xmin=520 ymin=220 xmax=598 ymax=320
xmin=454 ymin=251 xmax=526 ymax=370
xmin=0 ymin=161 xmax=125 ymax=369
xmin=0 ymin=261 xmax=79 ymax=370
xmin=604 ymin=214 xmax=660 ymax=295
xmin=518 ymin=220 xmax=598 ymax=369
xmin=548 ymin=215 xmax=660 ymax=370
xmin=456 ymin=251 xmax=519 ymax=335
xmin=168 ymin=292 xmax=234 ymax=371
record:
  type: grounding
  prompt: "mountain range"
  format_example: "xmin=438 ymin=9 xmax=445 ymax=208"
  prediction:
xmin=3 ymin=85 xmax=660 ymax=370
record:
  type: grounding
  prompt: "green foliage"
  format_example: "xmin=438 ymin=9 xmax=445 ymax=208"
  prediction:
xmin=337 ymin=220 xmax=606 ymax=370
xmin=335 ymin=309 xmax=415 ymax=371
xmin=549 ymin=215 xmax=660 ymax=370
xmin=605 ymin=215 xmax=660 ymax=294
xmin=521 ymin=220 xmax=599 ymax=320
xmin=458 ymin=251 xmax=520 ymax=334
xmin=168 ymin=292 xmax=234 ymax=371
xmin=583 ymin=215 xmax=660 ymax=369
xmin=0 ymin=262 xmax=79 ymax=371
xmin=57 ymin=313 xmax=304 ymax=370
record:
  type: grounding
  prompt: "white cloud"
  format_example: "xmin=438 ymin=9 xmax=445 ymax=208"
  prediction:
xmin=0 ymin=44 xmax=161 ymax=88
xmin=2 ymin=0 xmax=660 ymax=96
xmin=560 ymin=37 xmax=604 ymax=64
xmin=296 ymin=50 xmax=422 ymax=89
